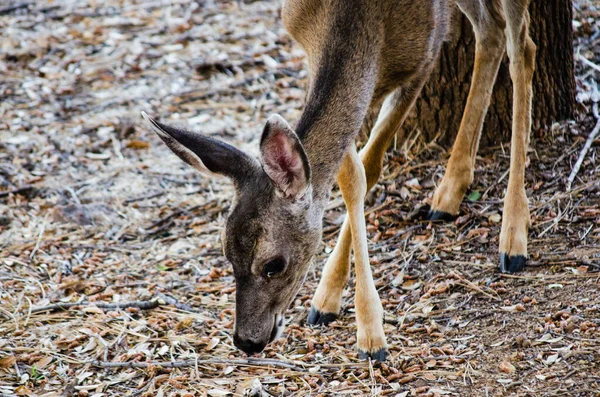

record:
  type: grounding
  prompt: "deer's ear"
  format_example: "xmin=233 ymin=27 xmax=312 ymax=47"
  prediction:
xmin=142 ymin=112 xmax=260 ymax=183
xmin=260 ymin=115 xmax=311 ymax=199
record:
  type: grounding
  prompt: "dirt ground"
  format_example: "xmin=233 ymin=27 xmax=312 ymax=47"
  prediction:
xmin=1 ymin=0 xmax=599 ymax=396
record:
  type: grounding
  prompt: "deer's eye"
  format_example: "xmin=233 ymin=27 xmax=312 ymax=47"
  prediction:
xmin=263 ymin=257 xmax=286 ymax=278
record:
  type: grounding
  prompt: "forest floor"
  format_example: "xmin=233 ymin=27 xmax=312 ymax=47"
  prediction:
xmin=1 ymin=0 xmax=600 ymax=396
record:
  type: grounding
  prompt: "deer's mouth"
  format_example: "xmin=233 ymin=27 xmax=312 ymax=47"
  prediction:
xmin=269 ymin=313 xmax=284 ymax=343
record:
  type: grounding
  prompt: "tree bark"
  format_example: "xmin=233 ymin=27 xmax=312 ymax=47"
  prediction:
xmin=404 ymin=0 xmax=575 ymax=148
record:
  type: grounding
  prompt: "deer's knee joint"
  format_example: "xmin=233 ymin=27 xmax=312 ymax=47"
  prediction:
xmin=523 ymin=37 xmax=537 ymax=73
xmin=507 ymin=20 xmax=536 ymax=76
xmin=338 ymin=153 xmax=367 ymax=204
xmin=364 ymin=170 xmax=380 ymax=191
xmin=476 ymin=26 xmax=506 ymax=54
xmin=508 ymin=36 xmax=536 ymax=82
xmin=362 ymin=158 xmax=383 ymax=190
xmin=340 ymin=170 xmax=366 ymax=203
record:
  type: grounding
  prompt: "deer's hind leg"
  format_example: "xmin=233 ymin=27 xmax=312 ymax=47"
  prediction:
xmin=498 ymin=0 xmax=535 ymax=272
xmin=429 ymin=2 xmax=506 ymax=221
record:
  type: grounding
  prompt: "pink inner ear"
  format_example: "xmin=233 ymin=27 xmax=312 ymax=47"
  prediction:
xmin=264 ymin=132 xmax=302 ymax=176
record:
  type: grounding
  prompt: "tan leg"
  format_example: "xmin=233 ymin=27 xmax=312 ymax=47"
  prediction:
xmin=430 ymin=9 xmax=507 ymax=220
xmin=309 ymin=83 xmax=425 ymax=328
xmin=308 ymin=216 xmax=353 ymax=324
xmin=499 ymin=0 xmax=535 ymax=272
xmin=340 ymin=143 xmax=387 ymax=360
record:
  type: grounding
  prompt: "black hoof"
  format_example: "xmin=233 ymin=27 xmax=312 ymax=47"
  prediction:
xmin=427 ymin=210 xmax=457 ymax=222
xmin=358 ymin=348 xmax=387 ymax=362
xmin=307 ymin=307 xmax=338 ymax=326
xmin=499 ymin=253 xmax=527 ymax=273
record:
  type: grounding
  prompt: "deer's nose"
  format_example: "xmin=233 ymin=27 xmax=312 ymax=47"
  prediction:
xmin=233 ymin=334 xmax=267 ymax=355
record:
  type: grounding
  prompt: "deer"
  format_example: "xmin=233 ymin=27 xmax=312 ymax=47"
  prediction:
xmin=141 ymin=0 xmax=536 ymax=361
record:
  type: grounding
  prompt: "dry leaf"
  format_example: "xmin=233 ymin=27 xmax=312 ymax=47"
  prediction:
xmin=499 ymin=361 xmax=516 ymax=373
xmin=392 ymin=270 xmax=405 ymax=287
xmin=405 ymin=178 xmax=421 ymax=189
xmin=488 ymin=213 xmax=502 ymax=223
xmin=500 ymin=304 xmax=526 ymax=312
xmin=176 ymin=317 xmax=194 ymax=331
xmin=126 ymin=140 xmax=150 ymax=149
xmin=535 ymin=334 xmax=564 ymax=343
xmin=545 ymin=353 xmax=560 ymax=365
xmin=15 ymin=386 xmax=33 ymax=396
xmin=206 ymin=337 xmax=220 ymax=351
xmin=207 ymin=389 xmax=230 ymax=396
xmin=34 ymin=356 xmax=53 ymax=369
xmin=83 ymin=306 xmax=105 ymax=314
xmin=429 ymin=388 xmax=452 ymax=395
xmin=402 ymin=280 xmax=422 ymax=291
xmin=0 ymin=356 xmax=16 ymax=368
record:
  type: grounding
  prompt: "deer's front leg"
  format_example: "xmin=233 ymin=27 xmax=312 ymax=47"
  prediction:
xmin=341 ymin=144 xmax=387 ymax=360
xmin=309 ymin=87 xmax=424 ymax=327
xmin=308 ymin=218 xmax=352 ymax=325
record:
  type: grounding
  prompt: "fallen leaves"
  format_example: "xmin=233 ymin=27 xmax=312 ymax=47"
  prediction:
xmin=0 ymin=0 xmax=599 ymax=396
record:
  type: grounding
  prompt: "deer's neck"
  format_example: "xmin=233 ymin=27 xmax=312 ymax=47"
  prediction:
xmin=295 ymin=61 xmax=378 ymax=205
xmin=290 ymin=1 xmax=381 ymax=207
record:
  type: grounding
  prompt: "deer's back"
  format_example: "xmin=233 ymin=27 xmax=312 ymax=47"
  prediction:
xmin=282 ymin=0 xmax=451 ymax=100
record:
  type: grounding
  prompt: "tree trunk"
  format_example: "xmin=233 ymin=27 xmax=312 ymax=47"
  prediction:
xmin=405 ymin=0 xmax=575 ymax=148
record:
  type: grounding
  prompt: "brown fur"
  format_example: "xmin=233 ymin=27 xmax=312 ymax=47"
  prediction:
xmin=144 ymin=0 xmax=536 ymax=360
xmin=287 ymin=0 xmax=535 ymax=357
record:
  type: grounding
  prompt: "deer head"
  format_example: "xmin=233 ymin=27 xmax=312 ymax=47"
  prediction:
xmin=141 ymin=112 xmax=324 ymax=354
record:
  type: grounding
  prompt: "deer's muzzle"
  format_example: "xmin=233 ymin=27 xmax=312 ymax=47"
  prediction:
xmin=233 ymin=313 xmax=284 ymax=355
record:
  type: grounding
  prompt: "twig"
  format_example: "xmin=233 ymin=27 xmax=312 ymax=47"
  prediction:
xmin=30 ymin=294 xmax=198 ymax=314
xmin=454 ymin=281 xmax=501 ymax=302
xmin=576 ymin=53 xmax=600 ymax=73
xmin=505 ymin=381 xmax=523 ymax=390
xmin=0 ymin=307 xmax=17 ymax=329
xmin=30 ymin=215 xmax=48 ymax=260
xmin=450 ymin=271 xmax=501 ymax=302
xmin=176 ymin=73 xmax=271 ymax=105
xmin=0 ymin=1 xmax=33 ymax=15
xmin=89 ymin=357 xmax=370 ymax=372
xmin=537 ymin=200 xmax=571 ymax=238
xmin=91 ymin=358 xmax=306 ymax=372
xmin=124 ymin=191 xmax=165 ymax=204
xmin=143 ymin=204 xmax=201 ymax=231
xmin=482 ymin=169 xmax=509 ymax=199
xmin=532 ymin=179 xmax=598 ymax=214
xmin=0 ymin=185 xmax=36 ymax=199
xmin=154 ymin=293 xmax=198 ymax=313
xmin=567 ymin=103 xmax=600 ymax=191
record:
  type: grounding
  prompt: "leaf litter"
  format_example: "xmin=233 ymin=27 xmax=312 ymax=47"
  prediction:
xmin=1 ymin=0 xmax=600 ymax=396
